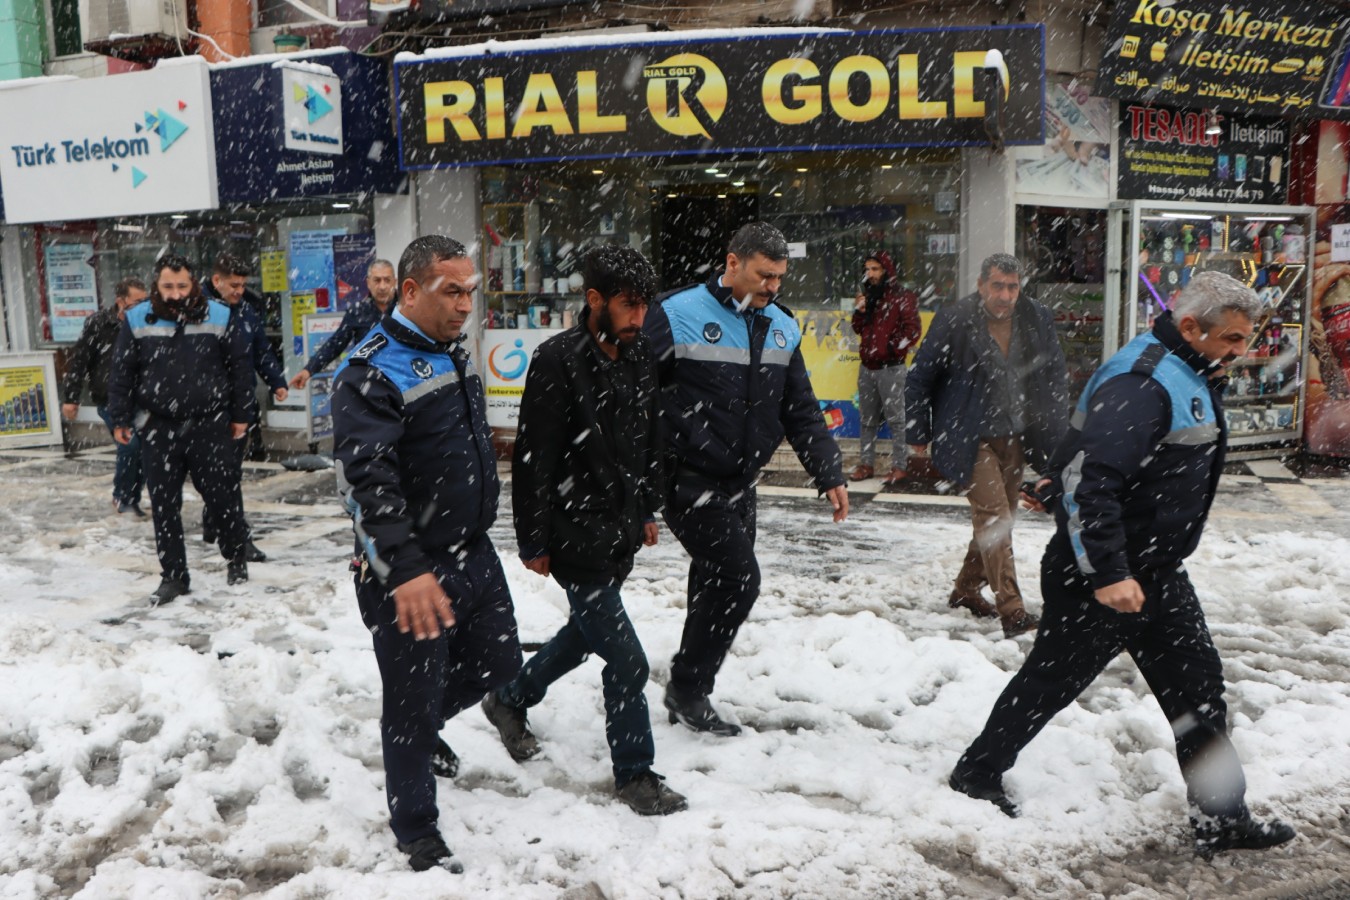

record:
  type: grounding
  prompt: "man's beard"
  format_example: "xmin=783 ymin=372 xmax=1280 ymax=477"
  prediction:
xmin=596 ymin=307 xmax=636 ymax=344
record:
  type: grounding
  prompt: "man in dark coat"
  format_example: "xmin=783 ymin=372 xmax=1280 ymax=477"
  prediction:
xmin=61 ymin=277 xmax=148 ymax=516
xmin=291 ymin=259 xmax=397 ymax=389
xmin=906 ymin=253 xmax=1070 ymax=638
xmin=482 ymin=245 xmax=686 ymax=817
xmin=850 ymin=249 xmax=921 ymax=485
xmin=202 ymin=254 xmax=287 ymax=561
xmin=332 ymin=235 xmax=521 ymax=874
xmin=107 ymin=256 xmax=254 ymax=604
xmin=643 ymin=221 xmax=848 ymax=737
xmin=950 ymin=271 xmax=1296 ymax=859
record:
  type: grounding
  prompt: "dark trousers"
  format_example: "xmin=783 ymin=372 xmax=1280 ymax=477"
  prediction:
xmin=500 ymin=578 xmax=654 ymax=787
xmin=957 ymin=547 xmax=1249 ymax=819
xmin=358 ymin=535 xmax=522 ymax=845
xmin=663 ymin=472 xmax=760 ymax=698
xmin=201 ymin=424 xmax=251 ymax=540
xmin=141 ymin=415 xmax=247 ymax=586
xmin=96 ymin=405 xmax=143 ymax=507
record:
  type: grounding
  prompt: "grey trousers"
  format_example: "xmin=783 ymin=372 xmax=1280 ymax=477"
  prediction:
xmin=858 ymin=363 xmax=909 ymax=470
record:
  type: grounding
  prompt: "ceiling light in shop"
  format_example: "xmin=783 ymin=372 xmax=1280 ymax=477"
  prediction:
xmin=1244 ymin=216 xmax=1293 ymax=222
xmin=667 ymin=193 xmax=677 ymax=198
xmin=1158 ymin=213 xmax=1213 ymax=220
xmin=718 ymin=193 xmax=727 ymax=199
xmin=773 ymin=192 xmax=783 ymax=197
xmin=113 ymin=224 xmax=144 ymax=233
xmin=880 ymin=164 xmax=893 ymax=170
xmin=331 ymin=202 xmax=352 ymax=209
xmin=171 ymin=215 xmax=188 ymax=220
xmin=732 ymin=181 xmax=746 ymax=187
xmin=592 ymin=169 xmax=604 ymax=175
xmin=714 ymin=172 xmax=728 ymax=178
xmin=796 ymin=167 xmax=808 ymax=173
xmin=705 ymin=168 xmax=720 ymax=174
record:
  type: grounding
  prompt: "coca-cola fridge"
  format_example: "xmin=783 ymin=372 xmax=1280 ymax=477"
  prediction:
xmin=1106 ymin=200 xmax=1316 ymax=449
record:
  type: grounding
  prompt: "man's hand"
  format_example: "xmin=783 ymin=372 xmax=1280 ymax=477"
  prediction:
xmin=523 ymin=555 xmax=550 ymax=577
xmin=854 ymin=293 xmax=867 ymax=312
xmin=273 ymin=387 xmax=289 ymax=402
xmin=1019 ymin=477 xmax=1053 ymax=513
xmin=61 ymin=403 xmax=79 ymax=421
xmin=909 ymin=444 xmax=927 ymax=457
xmin=113 ymin=426 xmax=133 ymax=445
xmin=392 ymin=572 xmax=456 ymax=639
xmin=643 ymin=522 xmax=659 ymax=546
xmin=1094 ymin=578 xmax=1145 ymax=613
xmin=825 ymin=484 xmax=849 ymax=522
xmin=289 ymin=369 xmax=312 ymax=390
xmin=230 ymin=422 xmax=248 ymax=439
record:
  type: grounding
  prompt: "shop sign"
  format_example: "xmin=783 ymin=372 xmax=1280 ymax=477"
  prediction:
xmin=369 ymin=0 xmax=581 ymax=24
xmin=396 ymin=27 xmax=1046 ymax=168
xmin=1096 ymin=0 xmax=1350 ymax=120
xmin=0 ymin=59 xmax=217 ymax=224
xmin=1118 ymin=104 xmax=1289 ymax=203
xmin=482 ymin=329 xmax=556 ymax=428
xmin=0 ymin=353 xmax=61 ymax=450
xmin=44 ymin=241 xmax=98 ymax=343
xmin=1333 ymin=223 xmax=1350 ymax=262
xmin=280 ymin=64 xmax=343 ymax=156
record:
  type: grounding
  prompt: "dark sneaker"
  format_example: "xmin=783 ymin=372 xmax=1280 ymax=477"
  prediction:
xmin=1002 ymin=610 xmax=1039 ymax=638
xmin=244 ymin=540 xmax=268 ymax=563
xmin=150 ymin=578 xmax=189 ymax=606
xmin=117 ymin=501 xmax=147 ymax=518
xmin=227 ymin=557 xmax=248 ymax=585
xmin=948 ymin=590 xmax=998 ymax=619
xmin=481 ymin=692 xmax=541 ymax=761
xmin=616 ymin=770 xmax=688 ymax=816
xmin=397 ymin=834 xmax=464 ymax=873
xmin=664 ymin=687 xmax=741 ymax=737
xmin=431 ymin=738 xmax=460 ymax=779
xmin=1194 ymin=814 xmax=1295 ymax=859
xmin=949 ymin=768 xmax=1018 ymax=818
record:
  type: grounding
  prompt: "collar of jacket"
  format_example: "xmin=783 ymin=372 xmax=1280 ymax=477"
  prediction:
xmin=705 ymin=271 xmax=766 ymax=317
xmin=367 ymin=294 xmax=395 ymax=316
xmin=383 ymin=314 xmax=462 ymax=355
xmin=1152 ymin=311 xmax=1227 ymax=382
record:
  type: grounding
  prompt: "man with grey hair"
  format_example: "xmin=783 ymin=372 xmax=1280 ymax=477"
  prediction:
xmin=906 ymin=252 xmax=1071 ymax=638
xmin=950 ymin=271 xmax=1296 ymax=858
xmin=291 ymin=258 xmax=398 ymax=389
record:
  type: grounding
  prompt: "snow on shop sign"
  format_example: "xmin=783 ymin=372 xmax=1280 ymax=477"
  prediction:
xmin=395 ymin=27 xmax=1046 ymax=168
xmin=0 ymin=59 xmax=218 ymax=224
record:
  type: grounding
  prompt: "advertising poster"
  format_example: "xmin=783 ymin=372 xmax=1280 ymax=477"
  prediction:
xmin=306 ymin=372 xmax=335 ymax=443
xmin=397 ymin=27 xmax=1045 ymax=168
xmin=44 ymin=241 xmax=98 ymax=343
xmin=288 ymin=229 xmax=344 ymax=311
xmin=482 ymin=330 xmax=555 ymax=428
xmin=261 ymin=249 xmax=288 ymax=293
xmin=303 ymin=313 xmax=344 ymax=363
xmin=1118 ymin=104 xmax=1289 ymax=203
xmin=1014 ymin=81 xmax=1111 ymax=198
xmin=288 ymin=292 xmax=318 ymax=359
xmin=1307 ymin=121 xmax=1350 ymax=455
xmin=332 ymin=234 xmax=377 ymax=314
xmin=0 ymin=354 xmax=61 ymax=449
xmin=1096 ymin=0 xmax=1350 ymax=121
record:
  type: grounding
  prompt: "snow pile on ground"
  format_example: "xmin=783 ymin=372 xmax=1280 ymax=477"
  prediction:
xmin=0 ymin=465 xmax=1348 ymax=898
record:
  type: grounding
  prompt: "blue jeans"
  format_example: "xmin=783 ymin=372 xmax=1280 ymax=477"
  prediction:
xmin=96 ymin=405 xmax=144 ymax=507
xmin=500 ymin=579 xmax=654 ymax=788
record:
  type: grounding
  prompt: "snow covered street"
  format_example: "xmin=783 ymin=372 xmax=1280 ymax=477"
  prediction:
xmin=1 ymin=448 xmax=1348 ymax=898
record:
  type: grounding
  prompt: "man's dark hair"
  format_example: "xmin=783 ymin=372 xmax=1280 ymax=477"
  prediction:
xmin=368 ymin=258 xmax=395 ymax=275
xmin=154 ymin=254 xmax=194 ymax=278
xmin=978 ymin=253 xmax=1022 ymax=282
xmin=727 ymin=222 xmax=789 ymax=261
xmin=115 ymin=277 xmax=146 ymax=299
xmin=398 ymin=235 xmax=468 ymax=287
xmin=582 ymin=245 xmax=657 ymax=305
xmin=213 ymin=253 xmax=251 ymax=278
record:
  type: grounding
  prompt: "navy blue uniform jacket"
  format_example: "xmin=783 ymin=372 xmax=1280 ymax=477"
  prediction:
xmin=643 ymin=273 xmax=843 ymax=491
xmin=305 ymin=296 xmax=390 ymax=375
xmin=332 ymin=316 xmax=498 ymax=589
xmin=107 ymin=299 xmax=254 ymax=428
xmin=905 ymin=293 xmax=1071 ymax=485
xmin=1046 ymin=312 xmax=1227 ymax=589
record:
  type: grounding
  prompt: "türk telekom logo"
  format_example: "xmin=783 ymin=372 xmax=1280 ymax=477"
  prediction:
xmin=8 ymin=103 xmax=190 ymax=191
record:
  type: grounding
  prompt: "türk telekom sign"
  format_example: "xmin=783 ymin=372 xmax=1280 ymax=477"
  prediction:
xmin=0 ymin=58 xmax=218 ymax=224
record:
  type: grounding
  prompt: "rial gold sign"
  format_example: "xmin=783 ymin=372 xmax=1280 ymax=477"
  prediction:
xmin=396 ymin=27 xmax=1045 ymax=168
xmin=1097 ymin=0 xmax=1350 ymax=119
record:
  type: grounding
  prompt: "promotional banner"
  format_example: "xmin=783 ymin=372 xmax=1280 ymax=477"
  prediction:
xmin=288 ymin=229 xmax=344 ymax=313
xmin=1307 ymin=121 xmax=1350 ymax=456
xmin=0 ymin=354 xmax=60 ymax=449
xmin=44 ymin=241 xmax=98 ymax=343
xmin=1014 ymin=81 xmax=1111 ymax=198
xmin=1118 ymin=104 xmax=1289 ymax=203
xmin=305 ymin=373 xmax=335 ymax=443
xmin=260 ymin=249 xmax=288 ymax=293
xmin=397 ymin=27 xmax=1046 ymax=168
xmin=482 ymin=329 xmax=557 ymax=428
xmin=1096 ymin=0 xmax=1350 ymax=120
xmin=332 ymin=234 xmax=377 ymax=313
xmin=0 ymin=59 xmax=217 ymax=224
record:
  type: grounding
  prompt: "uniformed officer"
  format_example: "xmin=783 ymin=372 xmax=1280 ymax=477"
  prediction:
xmin=950 ymin=271 xmax=1296 ymax=857
xmin=643 ymin=221 xmax=848 ymax=737
xmin=107 ymin=255 xmax=254 ymax=604
xmin=332 ymin=235 xmax=522 ymax=874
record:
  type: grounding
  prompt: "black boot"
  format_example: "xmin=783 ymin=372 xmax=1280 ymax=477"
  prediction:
xmin=1194 ymin=813 xmax=1295 ymax=859
xmin=150 ymin=578 xmax=190 ymax=606
xmin=616 ymin=770 xmax=688 ymax=816
xmin=949 ymin=767 xmax=1018 ymax=818
xmin=664 ymin=686 xmax=741 ymax=737
xmin=244 ymin=540 xmax=267 ymax=563
xmin=431 ymin=738 xmax=460 ymax=779
xmin=481 ymin=691 xmax=541 ymax=761
xmin=201 ymin=525 xmax=217 ymax=544
xmin=227 ymin=557 xmax=248 ymax=585
xmin=397 ymin=834 xmax=464 ymax=873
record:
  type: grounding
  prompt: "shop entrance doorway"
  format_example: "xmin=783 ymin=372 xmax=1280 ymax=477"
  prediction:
xmin=654 ymin=186 xmax=757 ymax=288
